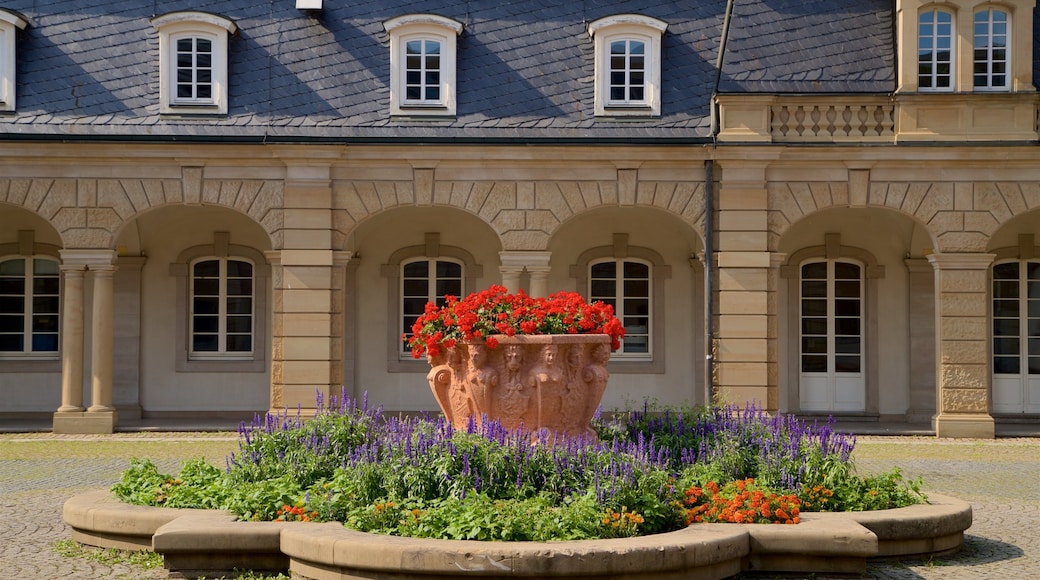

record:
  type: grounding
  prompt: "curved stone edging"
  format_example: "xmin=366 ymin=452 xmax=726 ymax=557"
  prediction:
xmin=63 ymin=491 xmax=973 ymax=580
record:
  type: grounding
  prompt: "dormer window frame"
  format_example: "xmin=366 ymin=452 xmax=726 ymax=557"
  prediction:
xmin=0 ymin=8 xmax=28 ymax=112
xmin=588 ymin=14 xmax=667 ymax=118
xmin=151 ymin=11 xmax=237 ymax=116
xmin=384 ymin=14 xmax=464 ymax=117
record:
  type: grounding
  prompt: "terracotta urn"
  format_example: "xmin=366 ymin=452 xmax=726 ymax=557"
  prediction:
xmin=425 ymin=334 xmax=612 ymax=439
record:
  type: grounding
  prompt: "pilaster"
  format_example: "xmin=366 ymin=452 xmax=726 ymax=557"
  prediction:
xmin=928 ymin=253 xmax=996 ymax=438
xmin=270 ymin=164 xmax=339 ymax=415
xmin=714 ymin=162 xmax=775 ymax=410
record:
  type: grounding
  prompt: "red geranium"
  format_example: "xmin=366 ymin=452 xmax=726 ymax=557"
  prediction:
xmin=403 ymin=285 xmax=625 ymax=359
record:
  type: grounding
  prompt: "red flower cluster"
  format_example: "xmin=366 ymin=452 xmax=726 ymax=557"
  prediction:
xmin=683 ymin=479 xmax=801 ymax=525
xmin=274 ymin=503 xmax=318 ymax=522
xmin=404 ymin=284 xmax=625 ymax=359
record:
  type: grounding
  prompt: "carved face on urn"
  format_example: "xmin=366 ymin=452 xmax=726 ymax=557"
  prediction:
xmin=542 ymin=345 xmax=558 ymax=366
xmin=469 ymin=344 xmax=488 ymax=368
xmin=593 ymin=343 xmax=610 ymax=364
xmin=505 ymin=344 xmax=523 ymax=371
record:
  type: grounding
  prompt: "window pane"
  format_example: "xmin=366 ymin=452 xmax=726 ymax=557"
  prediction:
xmin=227 ymin=297 xmax=252 ymax=314
xmin=194 ymin=260 xmax=220 ymax=277
xmin=33 ymin=277 xmax=59 ymax=295
xmin=0 ymin=278 xmax=24 ymax=294
xmin=226 ymin=279 xmax=252 ymax=296
xmin=435 ymin=279 xmax=461 ymax=298
xmin=0 ymin=296 xmax=25 ymax=314
xmin=31 ymin=334 xmax=58 ymax=352
xmin=197 ymin=53 xmax=212 ymax=68
xmin=197 ymin=85 xmax=212 ymax=99
xmin=994 ymin=337 xmax=1020 ymax=356
xmin=801 ymin=280 xmax=827 ymax=298
xmin=835 ymin=336 xmax=860 ymax=354
xmin=994 ymin=299 xmax=1019 ymax=318
xmin=32 ymin=296 xmax=59 ymax=315
xmin=994 ymin=280 xmax=1019 ymax=298
xmin=590 ymin=279 xmax=615 ymax=297
xmin=623 ymin=262 xmax=649 ymax=278
xmin=834 ymin=317 xmax=860 ymax=336
xmin=403 ymin=261 xmax=429 ymax=277
xmin=1029 ymin=357 xmax=1040 ymax=375
xmin=226 ymin=261 xmax=252 ymax=277
xmin=193 ymin=334 xmax=219 ymax=352
xmin=624 ymin=279 xmax=649 ymax=297
xmin=834 ymin=262 xmax=860 ymax=279
xmin=994 ymin=318 xmax=1020 ymax=337
xmin=835 ymin=356 xmax=861 ymax=373
xmin=801 ymin=299 xmax=826 ymax=317
xmin=801 ymin=262 xmax=826 ymax=279
xmin=834 ymin=280 xmax=860 ymax=298
xmin=193 ymin=315 xmax=219 ymax=333
xmin=403 ymin=297 xmax=428 ymax=315
xmin=610 ymin=40 xmax=626 ymax=54
xmin=0 ymin=334 xmax=24 ymax=351
xmin=802 ymin=336 xmax=827 ymax=354
xmin=802 ymin=355 xmax=826 ymax=373
xmin=591 ymin=262 xmax=616 ymax=278
xmin=193 ymin=297 xmax=219 ymax=315
xmin=0 ymin=314 xmax=22 ymax=332
xmin=193 ymin=278 xmax=219 ymax=296
xmin=226 ymin=315 xmax=252 ymax=333
xmin=197 ymin=39 xmax=211 ymax=52
xmin=177 ymin=38 xmax=193 ymax=52
xmin=834 ymin=299 xmax=860 ymax=316
xmin=994 ymin=356 xmax=1019 ymax=374
xmin=801 ymin=318 xmax=827 ymax=335
xmin=436 ymin=261 xmax=461 ymax=278
xmin=226 ymin=335 xmax=252 ymax=352
xmin=403 ymin=279 xmax=428 ymax=296
xmin=623 ymin=336 xmax=648 ymax=353
xmin=624 ymin=298 xmax=649 ymax=316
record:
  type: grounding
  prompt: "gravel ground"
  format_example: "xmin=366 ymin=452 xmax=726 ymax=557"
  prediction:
xmin=1 ymin=433 xmax=1037 ymax=579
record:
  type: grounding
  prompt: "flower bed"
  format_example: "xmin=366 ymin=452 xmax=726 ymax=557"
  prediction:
xmin=111 ymin=393 xmax=926 ymax=541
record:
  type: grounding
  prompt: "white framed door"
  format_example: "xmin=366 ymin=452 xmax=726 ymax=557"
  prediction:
xmin=992 ymin=261 xmax=1040 ymax=413
xmin=799 ymin=259 xmax=866 ymax=412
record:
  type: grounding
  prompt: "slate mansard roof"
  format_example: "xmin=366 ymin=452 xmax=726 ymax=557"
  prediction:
xmin=13 ymin=0 xmax=1030 ymax=142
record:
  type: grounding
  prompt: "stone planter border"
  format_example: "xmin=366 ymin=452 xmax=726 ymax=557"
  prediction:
xmin=63 ymin=490 xmax=972 ymax=580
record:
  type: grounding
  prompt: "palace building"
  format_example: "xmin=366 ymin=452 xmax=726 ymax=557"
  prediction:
xmin=0 ymin=0 xmax=1037 ymax=437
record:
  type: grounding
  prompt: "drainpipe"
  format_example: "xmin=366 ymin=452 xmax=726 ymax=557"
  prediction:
xmin=704 ymin=160 xmax=715 ymax=406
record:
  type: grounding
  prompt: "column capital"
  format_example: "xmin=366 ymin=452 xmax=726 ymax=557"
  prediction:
xmin=926 ymin=253 xmax=996 ymax=270
xmin=499 ymin=250 xmax=552 ymax=270
xmin=59 ymin=249 xmax=117 ymax=268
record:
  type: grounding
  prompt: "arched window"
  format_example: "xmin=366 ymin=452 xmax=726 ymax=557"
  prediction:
xmin=918 ymin=8 xmax=954 ymax=91
xmin=189 ymin=257 xmax=254 ymax=359
xmin=973 ymin=8 xmax=1009 ymax=90
xmin=992 ymin=260 xmax=1040 ymax=412
xmin=400 ymin=257 xmax=463 ymax=358
xmin=0 ymin=256 xmax=59 ymax=356
xmin=589 ymin=258 xmax=652 ymax=358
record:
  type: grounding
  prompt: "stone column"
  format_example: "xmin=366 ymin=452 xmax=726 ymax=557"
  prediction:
xmin=56 ymin=265 xmax=86 ymax=413
xmin=88 ymin=264 xmax=117 ymax=414
xmin=499 ymin=251 xmax=552 ymax=296
xmin=928 ymin=253 xmax=995 ymax=438
xmin=270 ymin=164 xmax=338 ymax=415
xmin=53 ymin=250 xmax=118 ymax=434
xmin=714 ymin=161 xmax=776 ymax=411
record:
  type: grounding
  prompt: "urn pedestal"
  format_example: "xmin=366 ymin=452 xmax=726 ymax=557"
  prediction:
xmin=425 ymin=334 xmax=612 ymax=439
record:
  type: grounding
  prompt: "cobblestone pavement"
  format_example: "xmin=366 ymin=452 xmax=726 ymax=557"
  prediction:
xmin=0 ymin=433 xmax=1037 ymax=579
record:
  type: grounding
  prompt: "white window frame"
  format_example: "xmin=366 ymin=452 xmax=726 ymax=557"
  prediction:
xmin=588 ymin=14 xmax=667 ymax=117
xmin=0 ymin=255 xmax=60 ymax=359
xmin=189 ymin=256 xmax=255 ymax=361
xmin=588 ymin=257 xmax=653 ymax=360
xmin=384 ymin=14 xmax=463 ymax=117
xmin=918 ymin=7 xmax=955 ymax=92
xmin=973 ymin=8 xmax=1010 ymax=91
xmin=0 ymin=9 xmax=28 ymax=112
xmin=151 ymin=11 xmax=237 ymax=115
xmin=399 ymin=256 xmax=464 ymax=359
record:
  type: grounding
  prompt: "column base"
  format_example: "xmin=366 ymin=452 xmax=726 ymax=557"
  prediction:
xmin=934 ymin=413 xmax=994 ymax=439
xmin=53 ymin=410 xmax=118 ymax=434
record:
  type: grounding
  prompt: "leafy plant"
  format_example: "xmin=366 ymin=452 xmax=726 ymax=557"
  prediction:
xmin=113 ymin=392 xmax=926 ymax=541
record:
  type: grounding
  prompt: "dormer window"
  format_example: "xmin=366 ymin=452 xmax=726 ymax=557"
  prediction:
xmin=0 ymin=8 xmax=28 ymax=112
xmin=973 ymin=8 xmax=1009 ymax=90
xmin=588 ymin=15 xmax=667 ymax=117
xmin=384 ymin=14 xmax=463 ymax=117
xmin=151 ymin=11 xmax=237 ymax=115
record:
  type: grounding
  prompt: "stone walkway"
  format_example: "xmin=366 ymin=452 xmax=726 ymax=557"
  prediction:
xmin=0 ymin=433 xmax=1036 ymax=579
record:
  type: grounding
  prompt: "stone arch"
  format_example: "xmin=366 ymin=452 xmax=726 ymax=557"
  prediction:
xmin=769 ymin=179 xmax=940 ymax=253
xmin=333 ymin=173 xmax=707 ymax=252
xmin=108 ymin=177 xmax=282 ymax=251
